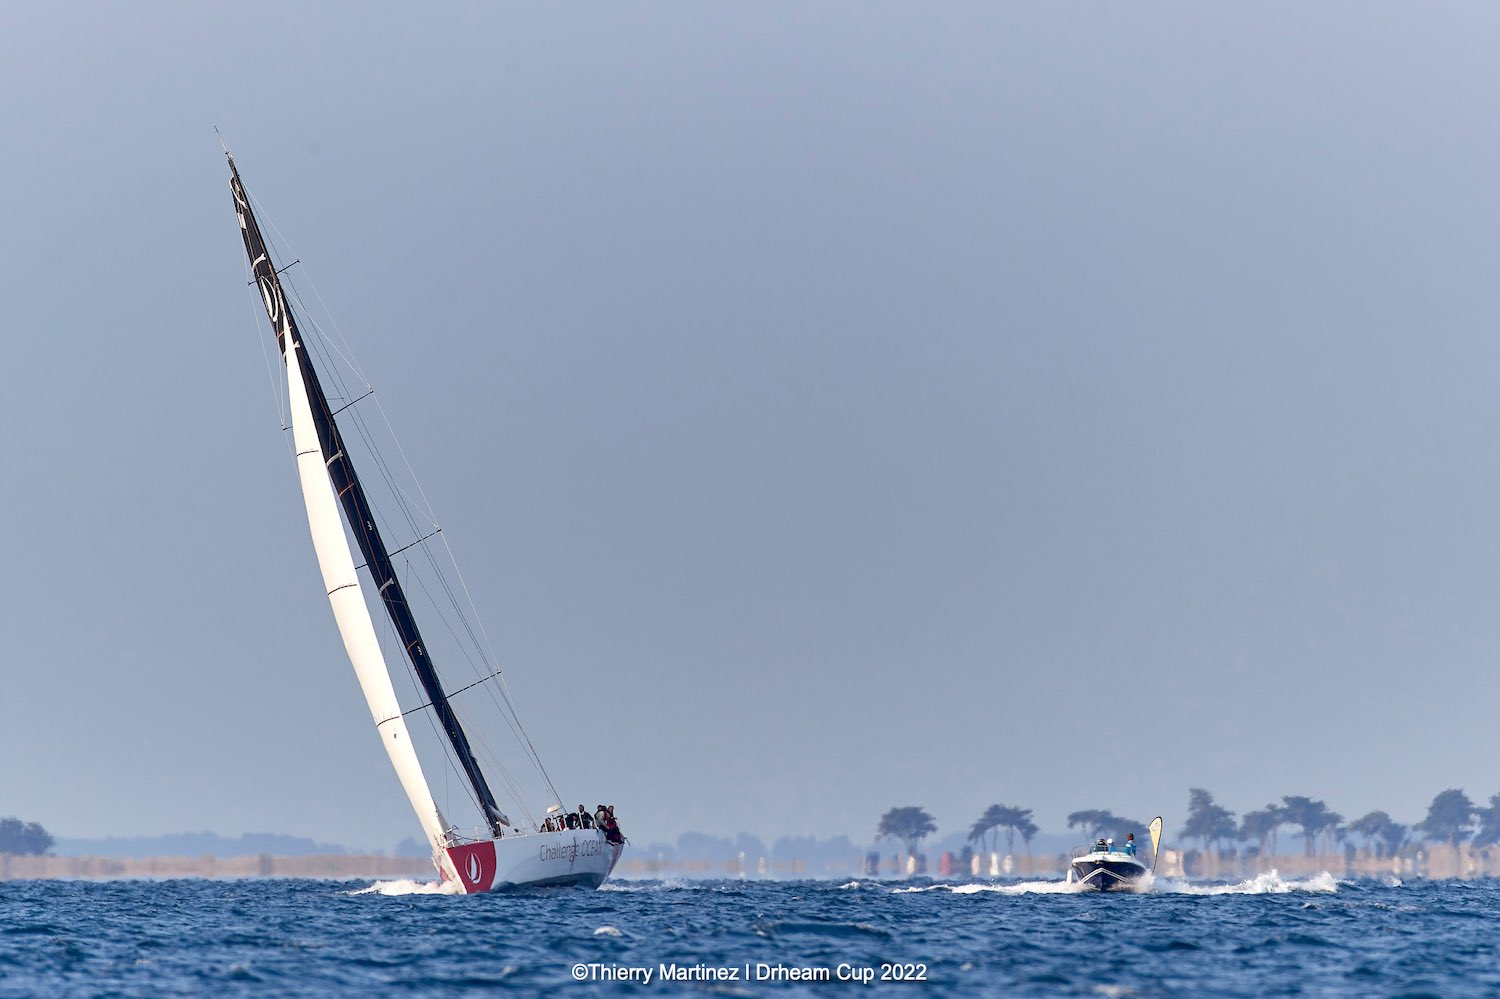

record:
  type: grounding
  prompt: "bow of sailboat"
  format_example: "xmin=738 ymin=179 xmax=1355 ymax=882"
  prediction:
xmin=225 ymin=146 xmax=624 ymax=890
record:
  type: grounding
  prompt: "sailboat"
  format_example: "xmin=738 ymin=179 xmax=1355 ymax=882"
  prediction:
xmin=225 ymin=149 xmax=623 ymax=891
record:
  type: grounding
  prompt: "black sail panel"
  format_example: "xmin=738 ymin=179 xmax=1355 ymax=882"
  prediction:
xmin=229 ymin=157 xmax=510 ymax=838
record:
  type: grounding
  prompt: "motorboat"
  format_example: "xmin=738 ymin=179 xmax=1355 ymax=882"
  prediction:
xmin=1067 ymin=817 xmax=1162 ymax=892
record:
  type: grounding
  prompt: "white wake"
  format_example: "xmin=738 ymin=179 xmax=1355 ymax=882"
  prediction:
xmin=894 ymin=869 xmax=1339 ymax=897
xmin=352 ymin=878 xmax=463 ymax=896
xmin=894 ymin=879 xmax=1089 ymax=895
xmin=598 ymin=878 xmax=703 ymax=892
xmin=1152 ymin=870 xmax=1340 ymax=895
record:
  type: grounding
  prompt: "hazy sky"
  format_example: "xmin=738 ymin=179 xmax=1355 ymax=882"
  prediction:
xmin=4 ymin=2 xmax=1500 ymax=852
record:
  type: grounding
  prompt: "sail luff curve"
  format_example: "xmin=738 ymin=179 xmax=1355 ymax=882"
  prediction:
xmin=228 ymin=153 xmax=504 ymax=856
xmin=285 ymin=331 xmax=455 ymax=872
xmin=230 ymin=158 xmax=511 ymax=837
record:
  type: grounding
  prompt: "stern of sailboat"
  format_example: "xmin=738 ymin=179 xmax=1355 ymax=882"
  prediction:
xmin=444 ymin=828 xmax=622 ymax=893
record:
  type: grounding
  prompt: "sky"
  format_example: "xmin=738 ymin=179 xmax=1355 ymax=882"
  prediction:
xmin=4 ymin=2 xmax=1500 ymax=853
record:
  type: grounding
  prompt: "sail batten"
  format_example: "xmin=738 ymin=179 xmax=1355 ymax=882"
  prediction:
xmin=230 ymin=155 xmax=511 ymax=839
xmin=284 ymin=330 xmax=451 ymax=861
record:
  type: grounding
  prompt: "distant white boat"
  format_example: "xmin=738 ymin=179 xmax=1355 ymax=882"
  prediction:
xmin=1067 ymin=817 xmax=1162 ymax=892
xmin=224 ymin=148 xmax=623 ymax=892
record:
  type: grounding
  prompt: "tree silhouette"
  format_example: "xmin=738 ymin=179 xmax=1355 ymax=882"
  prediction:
xmin=1321 ymin=811 xmax=1346 ymax=854
xmin=1239 ymin=804 xmax=1285 ymax=854
xmin=970 ymin=804 xmax=1038 ymax=856
xmin=877 ymin=807 xmax=937 ymax=859
xmin=1349 ymin=811 xmax=1390 ymax=857
xmin=1067 ymin=810 xmax=1145 ymax=841
xmin=967 ymin=806 xmax=1005 ymax=855
xmin=1180 ymin=788 xmax=1237 ymax=853
xmin=1280 ymin=796 xmax=1340 ymax=856
xmin=1417 ymin=789 xmax=1475 ymax=848
xmin=1349 ymin=811 xmax=1408 ymax=859
xmin=1000 ymin=806 xmax=1035 ymax=855
xmin=1066 ymin=810 xmax=1114 ymax=839
xmin=1380 ymin=819 xmax=1409 ymax=858
xmin=1014 ymin=812 xmax=1039 ymax=855
xmin=0 ymin=817 xmax=53 ymax=855
xmin=1472 ymin=794 xmax=1500 ymax=849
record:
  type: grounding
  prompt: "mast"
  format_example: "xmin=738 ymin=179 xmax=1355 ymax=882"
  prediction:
xmin=229 ymin=154 xmax=511 ymax=838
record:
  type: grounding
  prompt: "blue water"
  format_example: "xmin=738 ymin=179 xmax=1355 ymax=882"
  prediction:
xmin=2 ymin=872 xmax=1498 ymax=996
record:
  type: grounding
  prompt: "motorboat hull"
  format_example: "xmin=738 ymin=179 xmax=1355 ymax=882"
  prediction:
xmin=1068 ymin=855 xmax=1148 ymax=892
xmin=444 ymin=828 xmax=623 ymax=893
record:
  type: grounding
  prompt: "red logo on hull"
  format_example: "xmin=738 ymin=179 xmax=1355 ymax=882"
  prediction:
xmin=447 ymin=841 xmax=498 ymax=894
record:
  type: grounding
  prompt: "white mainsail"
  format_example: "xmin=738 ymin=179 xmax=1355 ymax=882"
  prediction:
xmin=230 ymin=151 xmax=622 ymax=890
xmin=284 ymin=329 xmax=456 ymax=877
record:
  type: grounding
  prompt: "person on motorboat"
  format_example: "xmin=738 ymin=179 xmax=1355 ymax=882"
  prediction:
xmin=1094 ymin=838 xmax=1108 ymax=853
xmin=1124 ymin=834 xmax=1136 ymax=857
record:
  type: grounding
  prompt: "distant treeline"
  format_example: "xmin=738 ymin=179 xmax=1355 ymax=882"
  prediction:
xmin=53 ymin=831 xmax=348 ymax=859
xmin=869 ymin=787 xmax=1500 ymax=861
xmin=0 ymin=818 xmax=53 ymax=856
xmin=1173 ymin=787 xmax=1499 ymax=858
xmin=634 ymin=831 xmax=864 ymax=871
xmin=18 ymin=785 xmax=1499 ymax=867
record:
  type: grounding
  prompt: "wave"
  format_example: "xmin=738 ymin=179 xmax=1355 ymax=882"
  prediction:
xmin=891 ymin=870 xmax=1339 ymax=897
xmin=6 ymin=872 xmax=1484 ymax=997
xmin=752 ymin=919 xmax=891 ymax=939
xmin=597 ymin=878 xmax=702 ymax=892
xmin=894 ymin=879 xmax=1088 ymax=895
xmin=351 ymin=878 xmax=463 ymax=896
xmin=1152 ymin=870 xmax=1340 ymax=895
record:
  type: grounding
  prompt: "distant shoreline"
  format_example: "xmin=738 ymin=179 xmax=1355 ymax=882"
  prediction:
xmin=0 ymin=854 xmax=432 ymax=881
xmin=1 ymin=844 xmax=1491 ymax=882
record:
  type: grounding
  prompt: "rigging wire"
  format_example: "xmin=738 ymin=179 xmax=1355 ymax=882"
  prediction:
xmin=288 ymin=278 xmax=565 ymax=809
xmin=400 ymin=555 xmax=537 ymax=809
xmin=248 ymin=195 xmax=484 ymax=817
xmin=360 ymin=384 xmax=566 ymax=808
xmin=247 ymin=187 xmax=514 ymax=834
xmin=258 ymin=206 xmax=373 ymax=390
xmin=248 ymin=190 xmax=568 ymax=826
xmin=378 ymin=580 xmax=487 ymax=828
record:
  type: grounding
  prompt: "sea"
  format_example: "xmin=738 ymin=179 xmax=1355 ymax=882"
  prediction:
xmin=1 ymin=872 xmax=1496 ymax=997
